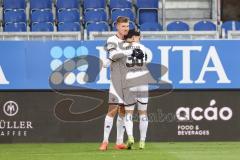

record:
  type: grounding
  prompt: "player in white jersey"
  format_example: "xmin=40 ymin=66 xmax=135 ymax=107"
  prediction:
xmin=120 ymin=29 xmax=151 ymax=149
xmin=99 ymin=17 xmax=133 ymax=151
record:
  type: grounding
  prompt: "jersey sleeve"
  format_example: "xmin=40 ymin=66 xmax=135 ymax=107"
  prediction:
xmin=106 ymin=37 xmax=132 ymax=61
xmin=106 ymin=38 xmax=117 ymax=52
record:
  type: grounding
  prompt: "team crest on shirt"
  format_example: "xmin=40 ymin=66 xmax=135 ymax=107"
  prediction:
xmin=106 ymin=43 xmax=116 ymax=51
xmin=122 ymin=42 xmax=131 ymax=49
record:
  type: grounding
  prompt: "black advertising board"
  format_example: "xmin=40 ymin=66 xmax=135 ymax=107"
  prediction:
xmin=0 ymin=90 xmax=239 ymax=143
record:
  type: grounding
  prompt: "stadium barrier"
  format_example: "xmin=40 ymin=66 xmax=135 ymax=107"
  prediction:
xmin=89 ymin=31 xmax=220 ymax=40
xmin=228 ymin=31 xmax=240 ymax=39
xmin=0 ymin=32 xmax=81 ymax=41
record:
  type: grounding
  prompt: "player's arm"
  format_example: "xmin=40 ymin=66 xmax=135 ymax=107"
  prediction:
xmin=108 ymin=48 xmax=132 ymax=61
xmin=106 ymin=39 xmax=132 ymax=61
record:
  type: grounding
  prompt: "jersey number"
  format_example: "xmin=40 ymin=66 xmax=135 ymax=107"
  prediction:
xmin=126 ymin=55 xmax=147 ymax=67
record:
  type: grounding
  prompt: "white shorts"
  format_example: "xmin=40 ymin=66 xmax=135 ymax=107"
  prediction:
xmin=108 ymin=81 xmax=124 ymax=104
xmin=123 ymin=85 xmax=148 ymax=110
xmin=108 ymin=61 xmax=124 ymax=105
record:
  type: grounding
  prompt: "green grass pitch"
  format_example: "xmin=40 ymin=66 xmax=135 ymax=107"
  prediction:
xmin=0 ymin=142 xmax=239 ymax=160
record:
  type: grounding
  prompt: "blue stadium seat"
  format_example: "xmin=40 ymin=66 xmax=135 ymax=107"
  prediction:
xmin=31 ymin=10 xmax=53 ymax=23
xmin=58 ymin=22 xmax=81 ymax=32
xmin=3 ymin=0 xmax=26 ymax=11
xmin=136 ymin=0 xmax=158 ymax=25
xmin=136 ymin=0 xmax=158 ymax=8
xmin=56 ymin=0 xmax=79 ymax=12
xmin=58 ymin=9 xmax=80 ymax=22
xmin=4 ymin=22 xmax=27 ymax=32
xmin=194 ymin=21 xmax=216 ymax=31
xmin=4 ymin=10 xmax=26 ymax=23
xmin=139 ymin=9 xmax=158 ymax=24
xmin=30 ymin=0 xmax=52 ymax=12
xmin=31 ymin=22 xmax=54 ymax=32
xmin=221 ymin=21 xmax=240 ymax=33
xmin=111 ymin=9 xmax=135 ymax=22
xmin=109 ymin=0 xmax=132 ymax=11
xmin=86 ymin=22 xmax=109 ymax=34
xmin=83 ymin=0 xmax=106 ymax=11
xmin=84 ymin=9 xmax=107 ymax=24
xmin=167 ymin=21 xmax=190 ymax=31
xmin=140 ymin=22 xmax=163 ymax=31
xmin=112 ymin=21 xmax=135 ymax=31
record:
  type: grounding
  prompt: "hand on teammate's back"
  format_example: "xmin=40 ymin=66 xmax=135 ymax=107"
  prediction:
xmin=132 ymin=48 xmax=144 ymax=59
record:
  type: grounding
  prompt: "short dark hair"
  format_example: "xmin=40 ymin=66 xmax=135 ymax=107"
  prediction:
xmin=124 ymin=29 xmax=140 ymax=39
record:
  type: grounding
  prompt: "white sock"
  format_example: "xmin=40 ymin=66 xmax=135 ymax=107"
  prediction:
xmin=139 ymin=114 xmax=148 ymax=141
xmin=103 ymin=115 xmax=113 ymax=143
xmin=116 ymin=115 xmax=125 ymax=145
xmin=124 ymin=113 xmax=133 ymax=137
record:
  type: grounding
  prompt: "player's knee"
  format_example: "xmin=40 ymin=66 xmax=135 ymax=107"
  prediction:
xmin=107 ymin=111 xmax=116 ymax=117
xmin=125 ymin=110 xmax=134 ymax=115
xmin=125 ymin=105 xmax=135 ymax=114
xmin=118 ymin=105 xmax=125 ymax=116
xmin=107 ymin=106 xmax=118 ymax=117
xmin=138 ymin=110 xmax=147 ymax=116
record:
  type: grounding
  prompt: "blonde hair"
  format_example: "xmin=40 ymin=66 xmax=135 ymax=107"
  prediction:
xmin=116 ymin=16 xmax=129 ymax=24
